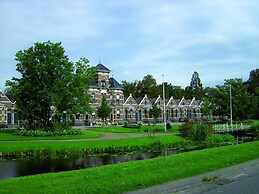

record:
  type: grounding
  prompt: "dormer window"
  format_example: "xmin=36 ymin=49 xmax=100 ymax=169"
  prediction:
xmin=101 ymin=79 xmax=106 ymax=89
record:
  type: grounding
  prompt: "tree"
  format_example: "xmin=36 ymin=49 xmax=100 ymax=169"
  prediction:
xmin=212 ymin=78 xmax=258 ymax=120
xmin=97 ymin=95 xmax=112 ymax=125
xmin=246 ymin=69 xmax=259 ymax=118
xmin=247 ymin=69 xmax=259 ymax=94
xmin=149 ymin=103 xmax=162 ymax=135
xmin=136 ymin=75 xmax=158 ymax=97
xmin=121 ymin=80 xmax=138 ymax=98
xmin=185 ymin=71 xmax=204 ymax=99
xmin=5 ymin=41 xmax=95 ymax=131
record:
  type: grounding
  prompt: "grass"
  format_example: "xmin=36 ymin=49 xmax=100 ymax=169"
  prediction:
xmin=0 ymin=134 xmax=184 ymax=153
xmin=0 ymin=141 xmax=258 ymax=194
xmin=0 ymin=129 xmax=101 ymax=141
xmin=87 ymin=124 xmax=180 ymax=133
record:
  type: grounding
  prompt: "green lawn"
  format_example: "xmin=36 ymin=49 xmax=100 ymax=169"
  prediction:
xmin=0 ymin=141 xmax=258 ymax=194
xmin=0 ymin=134 xmax=184 ymax=153
xmin=87 ymin=124 xmax=180 ymax=133
xmin=0 ymin=129 xmax=101 ymax=141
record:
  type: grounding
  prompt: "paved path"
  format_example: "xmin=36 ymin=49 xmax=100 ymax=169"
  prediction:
xmin=125 ymin=158 xmax=259 ymax=194
xmin=0 ymin=131 xmax=169 ymax=142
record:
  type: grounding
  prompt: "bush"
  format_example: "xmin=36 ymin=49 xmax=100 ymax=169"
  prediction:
xmin=180 ymin=122 xmax=195 ymax=137
xmin=166 ymin=123 xmax=172 ymax=130
xmin=123 ymin=121 xmax=129 ymax=127
xmin=246 ymin=124 xmax=259 ymax=139
xmin=13 ymin=129 xmax=82 ymax=137
xmin=191 ymin=123 xmax=213 ymax=143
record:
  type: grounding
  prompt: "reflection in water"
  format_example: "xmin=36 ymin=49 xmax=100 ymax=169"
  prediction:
xmin=0 ymin=151 xmax=176 ymax=179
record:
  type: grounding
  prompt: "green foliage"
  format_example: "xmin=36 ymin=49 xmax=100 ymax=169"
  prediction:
xmin=123 ymin=121 xmax=129 ymax=127
xmin=180 ymin=122 xmax=195 ymax=137
xmin=212 ymin=78 xmax=258 ymax=120
xmin=149 ymin=103 xmax=162 ymax=123
xmin=207 ymin=134 xmax=235 ymax=145
xmin=121 ymin=80 xmax=138 ymax=98
xmin=97 ymin=95 xmax=112 ymax=123
xmin=166 ymin=123 xmax=172 ymax=130
xmin=136 ymin=74 xmax=157 ymax=97
xmin=191 ymin=122 xmax=213 ymax=143
xmin=246 ymin=124 xmax=259 ymax=139
xmin=185 ymin=71 xmax=204 ymax=99
xmin=13 ymin=129 xmax=82 ymax=137
xmin=5 ymin=41 xmax=95 ymax=131
xmin=0 ymin=129 xmax=100 ymax=141
xmin=122 ymin=121 xmax=142 ymax=129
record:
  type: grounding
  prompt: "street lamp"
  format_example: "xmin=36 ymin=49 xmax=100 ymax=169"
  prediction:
xmin=230 ymin=84 xmax=233 ymax=127
xmin=162 ymin=75 xmax=166 ymax=131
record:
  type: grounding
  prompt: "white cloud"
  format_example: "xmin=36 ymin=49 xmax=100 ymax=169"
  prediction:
xmin=0 ymin=0 xmax=258 ymax=89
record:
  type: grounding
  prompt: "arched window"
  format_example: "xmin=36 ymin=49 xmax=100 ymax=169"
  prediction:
xmin=101 ymin=79 xmax=106 ymax=88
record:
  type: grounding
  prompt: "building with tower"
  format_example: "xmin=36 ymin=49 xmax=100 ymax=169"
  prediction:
xmin=73 ymin=63 xmax=202 ymax=126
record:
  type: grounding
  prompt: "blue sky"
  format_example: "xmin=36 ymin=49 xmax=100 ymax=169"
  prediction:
xmin=1 ymin=0 xmax=258 ymax=90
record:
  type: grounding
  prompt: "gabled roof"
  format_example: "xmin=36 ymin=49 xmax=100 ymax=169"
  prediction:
xmin=135 ymin=97 xmax=143 ymax=104
xmin=6 ymin=94 xmax=15 ymax=103
xmin=109 ymin=77 xmax=122 ymax=89
xmin=95 ymin=63 xmax=111 ymax=72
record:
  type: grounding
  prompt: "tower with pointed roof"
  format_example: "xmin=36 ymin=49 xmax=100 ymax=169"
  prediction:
xmin=76 ymin=63 xmax=124 ymax=125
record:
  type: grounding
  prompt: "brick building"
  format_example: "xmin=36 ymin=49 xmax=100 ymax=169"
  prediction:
xmin=74 ymin=63 xmax=202 ymax=126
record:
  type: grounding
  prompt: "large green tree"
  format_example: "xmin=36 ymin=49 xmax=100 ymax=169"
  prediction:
xmin=136 ymin=75 xmax=158 ymax=97
xmin=6 ymin=41 xmax=95 ymax=131
xmin=185 ymin=71 xmax=204 ymax=99
xmin=212 ymin=78 xmax=258 ymax=120
xmin=246 ymin=69 xmax=259 ymax=118
xmin=121 ymin=80 xmax=138 ymax=98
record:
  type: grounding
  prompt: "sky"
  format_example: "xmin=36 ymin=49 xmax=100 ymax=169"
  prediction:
xmin=1 ymin=0 xmax=259 ymax=91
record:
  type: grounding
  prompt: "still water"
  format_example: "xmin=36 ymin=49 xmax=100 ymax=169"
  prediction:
xmin=0 ymin=151 xmax=174 ymax=179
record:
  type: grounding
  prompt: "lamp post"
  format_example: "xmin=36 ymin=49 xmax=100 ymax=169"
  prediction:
xmin=230 ymin=84 xmax=233 ymax=127
xmin=162 ymin=75 xmax=166 ymax=131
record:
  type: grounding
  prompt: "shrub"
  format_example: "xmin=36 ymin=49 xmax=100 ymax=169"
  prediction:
xmin=166 ymin=123 xmax=172 ymax=130
xmin=246 ymin=124 xmax=259 ymax=140
xmin=191 ymin=122 xmax=213 ymax=143
xmin=13 ymin=129 xmax=82 ymax=137
xmin=123 ymin=121 xmax=129 ymax=127
xmin=180 ymin=122 xmax=195 ymax=137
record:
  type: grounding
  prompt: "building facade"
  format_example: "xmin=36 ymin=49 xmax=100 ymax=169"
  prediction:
xmin=1 ymin=63 xmax=202 ymax=126
xmin=74 ymin=63 xmax=202 ymax=126
xmin=0 ymin=90 xmax=16 ymax=126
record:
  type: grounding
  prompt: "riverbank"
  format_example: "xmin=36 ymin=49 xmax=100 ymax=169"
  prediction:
xmin=0 ymin=141 xmax=258 ymax=194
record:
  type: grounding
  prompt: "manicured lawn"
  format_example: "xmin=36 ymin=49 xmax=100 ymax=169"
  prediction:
xmin=0 ymin=141 xmax=258 ymax=194
xmin=87 ymin=124 xmax=180 ymax=133
xmin=0 ymin=129 xmax=101 ymax=141
xmin=0 ymin=134 xmax=184 ymax=153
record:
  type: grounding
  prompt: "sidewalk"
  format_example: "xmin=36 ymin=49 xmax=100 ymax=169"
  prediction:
xmin=125 ymin=158 xmax=259 ymax=194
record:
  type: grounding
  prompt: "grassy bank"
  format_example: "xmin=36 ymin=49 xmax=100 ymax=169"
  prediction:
xmin=0 ymin=141 xmax=258 ymax=194
xmin=0 ymin=135 xmax=183 ymax=153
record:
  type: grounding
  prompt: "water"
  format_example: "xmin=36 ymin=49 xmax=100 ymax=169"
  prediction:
xmin=0 ymin=151 xmax=175 ymax=179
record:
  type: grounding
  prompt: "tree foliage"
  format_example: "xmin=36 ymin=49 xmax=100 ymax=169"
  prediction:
xmin=6 ymin=41 xmax=95 ymax=131
xmin=136 ymin=75 xmax=158 ymax=97
xmin=185 ymin=71 xmax=204 ymax=99
xmin=149 ymin=103 xmax=162 ymax=124
xmin=212 ymin=78 xmax=258 ymax=120
xmin=97 ymin=95 xmax=112 ymax=124
xmin=121 ymin=80 xmax=138 ymax=98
